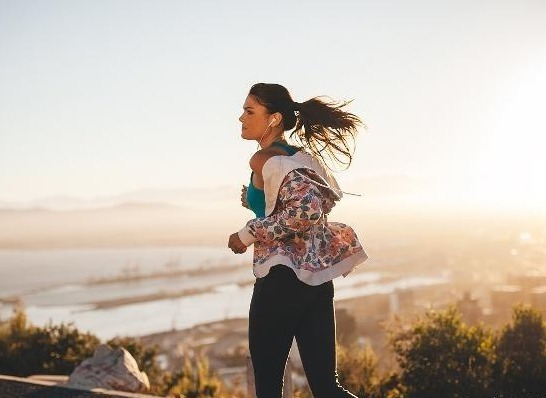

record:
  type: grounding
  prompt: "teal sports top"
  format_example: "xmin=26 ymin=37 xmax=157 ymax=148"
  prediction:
xmin=247 ymin=142 xmax=299 ymax=217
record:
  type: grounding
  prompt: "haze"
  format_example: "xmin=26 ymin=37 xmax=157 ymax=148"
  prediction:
xmin=1 ymin=0 xmax=545 ymax=246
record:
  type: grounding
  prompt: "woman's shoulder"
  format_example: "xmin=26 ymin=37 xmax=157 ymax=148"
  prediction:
xmin=249 ymin=147 xmax=286 ymax=174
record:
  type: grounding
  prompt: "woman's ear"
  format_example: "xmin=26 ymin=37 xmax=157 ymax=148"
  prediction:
xmin=270 ymin=112 xmax=283 ymax=127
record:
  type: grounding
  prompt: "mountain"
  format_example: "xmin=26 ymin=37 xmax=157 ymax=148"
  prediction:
xmin=0 ymin=200 xmax=247 ymax=250
xmin=0 ymin=186 xmax=236 ymax=211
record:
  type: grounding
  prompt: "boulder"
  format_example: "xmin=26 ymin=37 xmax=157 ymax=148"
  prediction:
xmin=67 ymin=344 xmax=150 ymax=392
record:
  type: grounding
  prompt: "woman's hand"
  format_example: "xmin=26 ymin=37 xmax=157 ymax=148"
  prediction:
xmin=241 ymin=185 xmax=249 ymax=209
xmin=228 ymin=232 xmax=247 ymax=254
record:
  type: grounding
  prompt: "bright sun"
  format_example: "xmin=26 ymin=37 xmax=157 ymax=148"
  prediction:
xmin=467 ymin=62 xmax=546 ymax=211
xmin=421 ymin=61 xmax=546 ymax=213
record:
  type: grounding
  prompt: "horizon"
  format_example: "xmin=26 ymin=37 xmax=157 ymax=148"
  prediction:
xmin=1 ymin=175 xmax=546 ymax=216
xmin=1 ymin=185 xmax=544 ymax=252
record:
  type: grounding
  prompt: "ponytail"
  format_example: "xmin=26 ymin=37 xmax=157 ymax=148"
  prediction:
xmin=291 ymin=97 xmax=362 ymax=170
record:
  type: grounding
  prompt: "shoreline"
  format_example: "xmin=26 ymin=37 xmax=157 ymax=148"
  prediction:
xmin=85 ymin=279 xmax=254 ymax=311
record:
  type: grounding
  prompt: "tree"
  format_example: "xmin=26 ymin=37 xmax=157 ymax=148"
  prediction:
xmin=390 ymin=306 xmax=494 ymax=398
xmin=493 ymin=304 xmax=546 ymax=397
xmin=0 ymin=308 xmax=100 ymax=376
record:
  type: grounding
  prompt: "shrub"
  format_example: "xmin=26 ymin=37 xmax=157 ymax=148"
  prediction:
xmin=493 ymin=304 xmax=546 ymax=397
xmin=0 ymin=308 xmax=100 ymax=376
xmin=390 ymin=306 xmax=495 ymax=398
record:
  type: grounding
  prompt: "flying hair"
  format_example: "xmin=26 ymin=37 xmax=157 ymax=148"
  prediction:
xmin=248 ymin=83 xmax=365 ymax=171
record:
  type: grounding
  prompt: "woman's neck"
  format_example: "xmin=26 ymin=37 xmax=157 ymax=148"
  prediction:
xmin=259 ymin=135 xmax=285 ymax=149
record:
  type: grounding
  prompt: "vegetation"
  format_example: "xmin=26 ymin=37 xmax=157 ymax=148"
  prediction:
xmin=1 ymin=304 xmax=545 ymax=397
xmin=0 ymin=308 xmax=222 ymax=397
xmin=390 ymin=307 xmax=495 ymax=397
xmin=492 ymin=305 xmax=546 ymax=397
xmin=387 ymin=304 xmax=546 ymax=398
xmin=0 ymin=309 xmax=100 ymax=376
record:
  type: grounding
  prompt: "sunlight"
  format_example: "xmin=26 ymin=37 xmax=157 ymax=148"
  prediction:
xmin=468 ymin=60 xmax=546 ymax=210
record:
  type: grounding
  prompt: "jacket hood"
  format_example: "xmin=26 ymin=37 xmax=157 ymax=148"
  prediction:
xmin=261 ymin=151 xmax=342 ymax=217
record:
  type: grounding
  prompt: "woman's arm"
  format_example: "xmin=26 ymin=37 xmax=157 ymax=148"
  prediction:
xmin=237 ymin=170 xmax=323 ymax=247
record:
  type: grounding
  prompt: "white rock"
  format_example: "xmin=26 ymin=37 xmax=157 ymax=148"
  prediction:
xmin=67 ymin=344 xmax=150 ymax=392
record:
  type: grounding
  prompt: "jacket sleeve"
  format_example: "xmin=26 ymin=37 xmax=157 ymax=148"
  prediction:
xmin=237 ymin=170 xmax=323 ymax=246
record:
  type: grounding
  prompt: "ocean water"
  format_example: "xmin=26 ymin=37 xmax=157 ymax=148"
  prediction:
xmin=0 ymin=246 xmax=450 ymax=340
xmin=0 ymin=246 xmax=247 ymax=296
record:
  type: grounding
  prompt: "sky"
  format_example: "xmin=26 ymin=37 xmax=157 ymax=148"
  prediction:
xmin=1 ymin=0 xmax=545 ymax=212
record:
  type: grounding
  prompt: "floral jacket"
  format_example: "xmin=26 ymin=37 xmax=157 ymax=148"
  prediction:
xmin=237 ymin=151 xmax=368 ymax=285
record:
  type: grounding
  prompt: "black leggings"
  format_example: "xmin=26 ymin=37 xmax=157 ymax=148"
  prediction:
xmin=249 ymin=265 xmax=357 ymax=398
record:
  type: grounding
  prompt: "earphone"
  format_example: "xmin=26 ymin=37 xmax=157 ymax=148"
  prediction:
xmin=257 ymin=119 xmax=276 ymax=151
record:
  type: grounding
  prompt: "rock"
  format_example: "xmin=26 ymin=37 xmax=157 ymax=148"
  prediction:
xmin=67 ymin=344 xmax=150 ymax=392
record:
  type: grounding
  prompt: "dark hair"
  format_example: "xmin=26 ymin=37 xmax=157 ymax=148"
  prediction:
xmin=248 ymin=83 xmax=363 ymax=169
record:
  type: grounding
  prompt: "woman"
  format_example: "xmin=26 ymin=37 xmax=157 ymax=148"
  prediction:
xmin=228 ymin=83 xmax=368 ymax=398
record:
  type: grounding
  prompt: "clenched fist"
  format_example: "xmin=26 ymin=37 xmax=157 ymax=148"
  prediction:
xmin=228 ymin=232 xmax=247 ymax=254
xmin=241 ymin=185 xmax=249 ymax=209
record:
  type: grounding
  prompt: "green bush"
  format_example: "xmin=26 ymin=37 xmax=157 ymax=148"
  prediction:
xmin=0 ymin=308 xmax=100 ymax=376
xmin=0 ymin=308 xmax=224 ymax=397
xmin=390 ymin=306 xmax=495 ymax=398
xmin=493 ymin=304 xmax=546 ymax=397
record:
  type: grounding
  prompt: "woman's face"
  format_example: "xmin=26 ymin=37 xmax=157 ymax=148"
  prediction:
xmin=239 ymin=95 xmax=271 ymax=141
